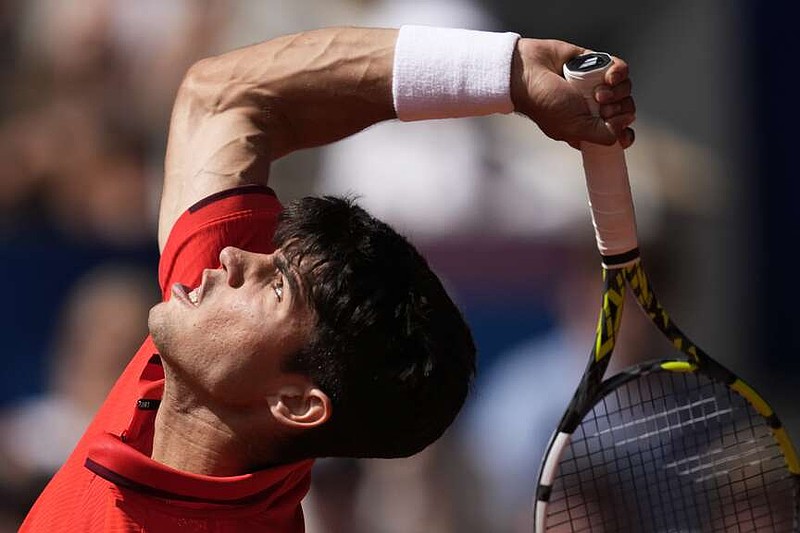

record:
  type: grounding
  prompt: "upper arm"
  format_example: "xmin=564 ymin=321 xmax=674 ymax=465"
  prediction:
xmin=157 ymin=60 xmax=275 ymax=251
xmin=156 ymin=28 xmax=397 ymax=251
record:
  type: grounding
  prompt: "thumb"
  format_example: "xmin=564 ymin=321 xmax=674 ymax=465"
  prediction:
xmin=578 ymin=115 xmax=617 ymax=146
xmin=556 ymin=87 xmax=616 ymax=148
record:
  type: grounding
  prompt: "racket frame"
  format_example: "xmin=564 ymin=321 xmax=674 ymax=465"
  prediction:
xmin=532 ymin=52 xmax=800 ymax=531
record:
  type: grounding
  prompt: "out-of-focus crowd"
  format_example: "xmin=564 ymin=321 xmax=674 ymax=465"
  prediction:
xmin=0 ymin=1 xmax=738 ymax=532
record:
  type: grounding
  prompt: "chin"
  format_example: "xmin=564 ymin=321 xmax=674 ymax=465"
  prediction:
xmin=148 ymin=302 xmax=171 ymax=355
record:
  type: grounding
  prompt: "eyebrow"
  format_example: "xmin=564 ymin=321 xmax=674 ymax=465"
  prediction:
xmin=274 ymin=254 xmax=303 ymax=305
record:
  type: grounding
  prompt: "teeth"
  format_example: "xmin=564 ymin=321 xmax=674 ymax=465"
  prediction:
xmin=188 ymin=288 xmax=199 ymax=305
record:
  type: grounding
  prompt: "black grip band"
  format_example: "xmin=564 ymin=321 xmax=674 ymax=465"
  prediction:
xmin=601 ymin=247 xmax=640 ymax=266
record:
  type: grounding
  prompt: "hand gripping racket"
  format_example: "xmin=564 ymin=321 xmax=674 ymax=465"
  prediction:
xmin=532 ymin=53 xmax=800 ymax=532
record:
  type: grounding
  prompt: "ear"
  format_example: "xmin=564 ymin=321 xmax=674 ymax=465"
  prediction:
xmin=267 ymin=385 xmax=332 ymax=430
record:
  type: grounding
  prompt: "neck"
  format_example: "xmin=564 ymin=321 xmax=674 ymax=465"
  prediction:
xmin=151 ymin=373 xmax=279 ymax=477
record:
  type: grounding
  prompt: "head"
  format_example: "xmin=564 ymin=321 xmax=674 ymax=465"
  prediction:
xmin=276 ymin=197 xmax=476 ymax=459
xmin=149 ymin=196 xmax=475 ymax=460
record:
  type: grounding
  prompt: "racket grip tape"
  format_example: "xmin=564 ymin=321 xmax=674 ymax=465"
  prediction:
xmin=563 ymin=54 xmax=639 ymax=267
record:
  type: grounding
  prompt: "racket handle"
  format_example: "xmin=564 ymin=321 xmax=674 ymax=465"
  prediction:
xmin=564 ymin=54 xmax=639 ymax=267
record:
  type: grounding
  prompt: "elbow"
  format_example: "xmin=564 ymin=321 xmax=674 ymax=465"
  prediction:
xmin=174 ymin=55 xmax=289 ymax=157
xmin=179 ymin=57 xmax=270 ymax=116
xmin=177 ymin=57 xmax=230 ymax=115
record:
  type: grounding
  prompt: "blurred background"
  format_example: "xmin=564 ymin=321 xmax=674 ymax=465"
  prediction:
xmin=0 ymin=0 xmax=795 ymax=531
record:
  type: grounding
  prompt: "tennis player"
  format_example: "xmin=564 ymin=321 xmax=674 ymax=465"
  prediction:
xmin=20 ymin=26 xmax=634 ymax=531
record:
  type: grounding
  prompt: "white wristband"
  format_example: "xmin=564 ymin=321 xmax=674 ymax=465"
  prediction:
xmin=392 ymin=25 xmax=520 ymax=122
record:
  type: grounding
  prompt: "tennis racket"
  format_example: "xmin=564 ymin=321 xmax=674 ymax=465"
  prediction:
xmin=532 ymin=53 xmax=800 ymax=532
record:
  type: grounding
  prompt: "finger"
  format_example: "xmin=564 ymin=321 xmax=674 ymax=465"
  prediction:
xmin=604 ymin=114 xmax=636 ymax=143
xmin=604 ymin=55 xmax=629 ymax=86
xmin=566 ymin=123 xmax=633 ymax=150
xmin=579 ymin=116 xmax=618 ymax=146
xmin=618 ymin=127 xmax=635 ymax=149
xmin=604 ymin=112 xmax=636 ymax=132
xmin=599 ymin=96 xmax=636 ymax=120
xmin=595 ymin=79 xmax=632 ymax=104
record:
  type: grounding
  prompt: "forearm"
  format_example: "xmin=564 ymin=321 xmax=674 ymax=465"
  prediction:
xmin=200 ymin=28 xmax=395 ymax=156
xmin=173 ymin=27 xmax=395 ymax=164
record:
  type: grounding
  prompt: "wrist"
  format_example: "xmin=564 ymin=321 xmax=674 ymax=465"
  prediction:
xmin=509 ymin=38 xmax=550 ymax=117
xmin=392 ymin=25 xmax=520 ymax=121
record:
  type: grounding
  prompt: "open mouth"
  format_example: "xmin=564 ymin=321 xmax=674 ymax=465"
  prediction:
xmin=171 ymin=283 xmax=201 ymax=307
xmin=171 ymin=270 xmax=214 ymax=307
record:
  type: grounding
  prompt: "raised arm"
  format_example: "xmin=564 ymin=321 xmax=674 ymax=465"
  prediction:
xmin=158 ymin=26 xmax=634 ymax=249
xmin=158 ymin=28 xmax=395 ymax=248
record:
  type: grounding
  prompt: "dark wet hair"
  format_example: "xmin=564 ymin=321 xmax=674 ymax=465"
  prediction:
xmin=275 ymin=196 xmax=476 ymax=458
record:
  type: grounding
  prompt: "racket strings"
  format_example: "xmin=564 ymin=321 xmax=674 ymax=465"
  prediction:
xmin=544 ymin=371 xmax=796 ymax=532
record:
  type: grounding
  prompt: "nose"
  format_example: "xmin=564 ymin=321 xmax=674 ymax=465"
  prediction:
xmin=219 ymin=246 xmax=246 ymax=288
xmin=219 ymin=246 xmax=274 ymax=288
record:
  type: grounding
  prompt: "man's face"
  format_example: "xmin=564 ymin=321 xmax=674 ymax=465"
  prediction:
xmin=148 ymin=246 xmax=315 ymax=405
